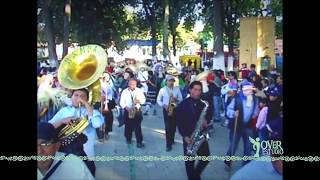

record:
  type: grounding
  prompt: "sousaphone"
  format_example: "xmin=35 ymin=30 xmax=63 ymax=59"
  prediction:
xmin=57 ymin=44 xmax=108 ymax=146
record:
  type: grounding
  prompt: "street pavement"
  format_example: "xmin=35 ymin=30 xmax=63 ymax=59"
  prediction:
xmin=95 ymin=105 xmax=244 ymax=180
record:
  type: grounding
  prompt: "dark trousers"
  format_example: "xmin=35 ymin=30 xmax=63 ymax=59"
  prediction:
xmin=96 ymin=110 xmax=113 ymax=139
xmin=226 ymin=127 xmax=254 ymax=166
xmin=59 ymin=142 xmax=96 ymax=177
xmin=163 ymin=109 xmax=176 ymax=147
xmin=183 ymin=141 xmax=210 ymax=180
xmin=118 ymin=108 xmax=124 ymax=125
xmin=124 ymin=110 xmax=143 ymax=143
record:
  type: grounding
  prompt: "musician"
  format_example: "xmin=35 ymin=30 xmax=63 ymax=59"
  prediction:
xmin=120 ymin=78 xmax=146 ymax=148
xmin=37 ymin=122 xmax=94 ymax=180
xmin=176 ymin=81 xmax=211 ymax=180
xmin=157 ymin=75 xmax=183 ymax=151
xmin=97 ymin=73 xmax=116 ymax=142
xmin=49 ymin=88 xmax=104 ymax=176
xmin=137 ymin=67 xmax=149 ymax=95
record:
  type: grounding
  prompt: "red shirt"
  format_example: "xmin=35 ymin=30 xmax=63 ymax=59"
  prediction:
xmin=240 ymin=68 xmax=249 ymax=79
xmin=107 ymin=66 xmax=113 ymax=73
xmin=207 ymin=72 xmax=215 ymax=83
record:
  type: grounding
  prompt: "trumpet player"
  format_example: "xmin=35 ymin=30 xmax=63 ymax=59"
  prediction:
xmin=157 ymin=75 xmax=182 ymax=151
xmin=120 ymin=78 xmax=146 ymax=148
xmin=48 ymin=88 xmax=104 ymax=177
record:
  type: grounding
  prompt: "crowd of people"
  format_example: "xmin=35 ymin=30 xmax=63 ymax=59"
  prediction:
xmin=37 ymin=58 xmax=283 ymax=180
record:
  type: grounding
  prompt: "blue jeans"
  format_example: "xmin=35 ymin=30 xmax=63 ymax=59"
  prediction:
xmin=226 ymin=127 xmax=254 ymax=166
xmin=213 ymin=96 xmax=222 ymax=122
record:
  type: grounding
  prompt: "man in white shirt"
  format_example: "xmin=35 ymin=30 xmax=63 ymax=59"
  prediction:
xmin=37 ymin=122 xmax=94 ymax=180
xmin=157 ymin=75 xmax=183 ymax=151
xmin=49 ymin=88 xmax=104 ymax=176
xmin=137 ymin=68 xmax=149 ymax=94
xmin=97 ymin=73 xmax=116 ymax=141
xmin=120 ymin=78 xmax=146 ymax=148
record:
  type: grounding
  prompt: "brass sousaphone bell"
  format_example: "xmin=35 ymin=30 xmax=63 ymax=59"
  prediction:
xmin=57 ymin=44 xmax=108 ymax=146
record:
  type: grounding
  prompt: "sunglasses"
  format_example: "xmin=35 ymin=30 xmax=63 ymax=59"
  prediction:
xmin=38 ymin=141 xmax=55 ymax=147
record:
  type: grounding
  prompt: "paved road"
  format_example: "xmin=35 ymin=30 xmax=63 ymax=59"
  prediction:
xmin=95 ymin=105 xmax=244 ymax=180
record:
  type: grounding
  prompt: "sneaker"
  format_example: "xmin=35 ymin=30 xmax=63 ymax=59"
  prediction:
xmin=144 ymin=112 xmax=148 ymax=116
xmin=137 ymin=143 xmax=145 ymax=148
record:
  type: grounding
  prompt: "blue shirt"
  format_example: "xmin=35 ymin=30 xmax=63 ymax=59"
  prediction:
xmin=242 ymin=99 xmax=254 ymax=123
xmin=231 ymin=160 xmax=282 ymax=180
xmin=49 ymin=106 xmax=104 ymax=158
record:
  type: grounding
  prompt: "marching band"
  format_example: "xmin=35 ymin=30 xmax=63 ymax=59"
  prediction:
xmin=37 ymin=45 xmax=283 ymax=180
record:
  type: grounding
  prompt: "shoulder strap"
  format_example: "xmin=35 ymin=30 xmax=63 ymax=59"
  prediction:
xmin=42 ymin=153 xmax=70 ymax=180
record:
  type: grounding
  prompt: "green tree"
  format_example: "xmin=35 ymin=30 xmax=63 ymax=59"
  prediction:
xmin=38 ymin=0 xmax=59 ymax=67
xmin=141 ymin=0 xmax=163 ymax=56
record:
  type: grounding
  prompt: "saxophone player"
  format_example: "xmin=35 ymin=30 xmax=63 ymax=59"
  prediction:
xmin=120 ymin=78 xmax=146 ymax=148
xmin=176 ymin=81 xmax=211 ymax=180
xmin=157 ymin=75 xmax=183 ymax=151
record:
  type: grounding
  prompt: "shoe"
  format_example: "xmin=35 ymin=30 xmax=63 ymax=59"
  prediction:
xmin=126 ymin=140 xmax=132 ymax=144
xmin=224 ymin=160 xmax=231 ymax=167
xmin=221 ymin=121 xmax=229 ymax=127
xmin=98 ymin=138 xmax=104 ymax=143
xmin=105 ymin=134 xmax=110 ymax=140
xmin=137 ymin=143 xmax=145 ymax=148
xmin=118 ymin=123 xmax=124 ymax=127
xmin=144 ymin=112 xmax=148 ymax=116
xmin=166 ymin=146 xmax=172 ymax=152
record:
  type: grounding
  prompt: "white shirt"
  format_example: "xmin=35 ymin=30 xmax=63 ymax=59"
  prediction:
xmin=120 ymin=87 xmax=146 ymax=109
xmin=101 ymin=80 xmax=114 ymax=100
xmin=37 ymin=152 xmax=94 ymax=180
xmin=137 ymin=71 xmax=149 ymax=93
xmin=49 ymin=106 xmax=104 ymax=158
xmin=157 ymin=86 xmax=183 ymax=107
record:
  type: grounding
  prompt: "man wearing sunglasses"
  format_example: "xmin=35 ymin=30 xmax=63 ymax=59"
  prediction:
xmin=37 ymin=122 xmax=94 ymax=180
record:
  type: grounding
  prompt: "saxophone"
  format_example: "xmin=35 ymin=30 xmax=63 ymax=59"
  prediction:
xmin=186 ymin=100 xmax=211 ymax=156
xmin=167 ymin=92 xmax=177 ymax=116
xmin=128 ymin=97 xmax=139 ymax=119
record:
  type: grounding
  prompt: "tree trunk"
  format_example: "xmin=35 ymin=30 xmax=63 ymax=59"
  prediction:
xmin=172 ymin=32 xmax=176 ymax=56
xmin=62 ymin=0 xmax=71 ymax=59
xmin=213 ymin=0 xmax=225 ymax=71
xmin=151 ymin=24 xmax=157 ymax=56
xmin=163 ymin=0 xmax=169 ymax=61
xmin=42 ymin=0 xmax=58 ymax=67
xmin=142 ymin=0 xmax=157 ymax=57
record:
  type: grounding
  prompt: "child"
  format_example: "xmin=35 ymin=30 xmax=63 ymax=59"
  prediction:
xmin=256 ymin=97 xmax=268 ymax=141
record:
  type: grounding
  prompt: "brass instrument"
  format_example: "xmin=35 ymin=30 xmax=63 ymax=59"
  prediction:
xmin=57 ymin=44 xmax=108 ymax=145
xmin=167 ymin=93 xmax=177 ymax=116
xmin=58 ymin=44 xmax=107 ymax=105
xmin=128 ymin=97 xmax=139 ymax=119
xmin=58 ymin=103 xmax=89 ymax=146
xmin=186 ymin=100 xmax=212 ymax=156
